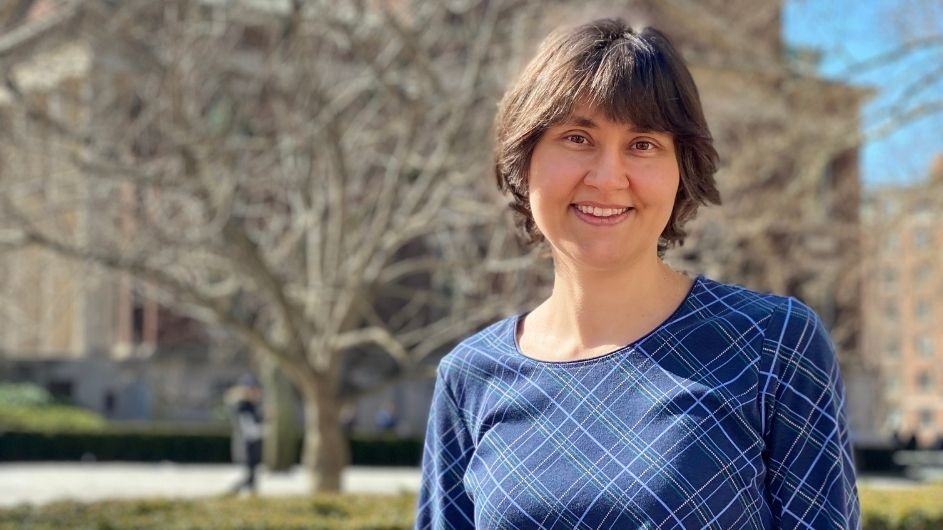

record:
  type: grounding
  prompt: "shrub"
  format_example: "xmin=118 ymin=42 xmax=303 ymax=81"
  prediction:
xmin=0 ymin=495 xmax=417 ymax=530
xmin=859 ymin=482 xmax=943 ymax=520
xmin=0 ymin=383 xmax=54 ymax=407
xmin=0 ymin=383 xmax=107 ymax=433
xmin=0 ymin=405 xmax=107 ymax=433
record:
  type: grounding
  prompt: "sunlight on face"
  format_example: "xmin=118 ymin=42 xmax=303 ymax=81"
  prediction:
xmin=528 ymin=105 xmax=680 ymax=272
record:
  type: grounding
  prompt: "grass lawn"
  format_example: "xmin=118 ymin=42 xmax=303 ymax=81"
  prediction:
xmin=859 ymin=481 xmax=943 ymax=520
xmin=0 ymin=483 xmax=940 ymax=529
xmin=0 ymin=494 xmax=416 ymax=530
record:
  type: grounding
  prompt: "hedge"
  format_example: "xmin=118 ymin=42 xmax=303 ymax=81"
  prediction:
xmin=2 ymin=428 xmax=908 ymax=474
xmin=0 ymin=429 xmax=422 ymax=466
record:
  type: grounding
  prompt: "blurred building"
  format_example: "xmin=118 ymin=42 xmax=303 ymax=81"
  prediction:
xmin=861 ymin=154 xmax=943 ymax=448
xmin=0 ymin=1 xmax=248 ymax=422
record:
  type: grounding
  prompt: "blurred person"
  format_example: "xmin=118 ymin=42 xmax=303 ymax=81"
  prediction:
xmin=227 ymin=374 xmax=264 ymax=495
xmin=341 ymin=402 xmax=358 ymax=435
xmin=415 ymin=19 xmax=860 ymax=529
xmin=375 ymin=402 xmax=399 ymax=433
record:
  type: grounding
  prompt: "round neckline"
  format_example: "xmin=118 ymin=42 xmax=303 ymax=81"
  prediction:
xmin=509 ymin=275 xmax=704 ymax=367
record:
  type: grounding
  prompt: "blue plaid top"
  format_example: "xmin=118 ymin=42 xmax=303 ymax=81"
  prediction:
xmin=415 ymin=277 xmax=860 ymax=529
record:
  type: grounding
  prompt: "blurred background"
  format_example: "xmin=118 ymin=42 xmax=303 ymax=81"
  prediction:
xmin=0 ymin=0 xmax=941 ymax=512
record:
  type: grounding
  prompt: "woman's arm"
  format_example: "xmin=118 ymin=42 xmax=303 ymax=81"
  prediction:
xmin=414 ymin=365 xmax=476 ymax=530
xmin=761 ymin=298 xmax=861 ymax=529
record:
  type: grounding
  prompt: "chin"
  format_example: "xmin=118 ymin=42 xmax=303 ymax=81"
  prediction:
xmin=560 ymin=246 xmax=640 ymax=272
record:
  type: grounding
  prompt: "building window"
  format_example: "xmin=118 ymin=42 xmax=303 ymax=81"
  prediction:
xmin=916 ymin=300 xmax=932 ymax=321
xmin=921 ymin=409 xmax=935 ymax=428
xmin=883 ymin=268 xmax=898 ymax=286
xmin=917 ymin=371 xmax=933 ymax=392
xmin=104 ymin=391 xmax=116 ymax=415
xmin=882 ymin=197 xmax=899 ymax=217
xmin=913 ymin=228 xmax=931 ymax=249
xmin=885 ymin=302 xmax=899 ymax=320
xmin=48 ymin=380 xmax=74 ymax=402
xmin=917 ymin=335 xmax=934 ymax=357
xmin=886 ymin=339 xmax=901 ymax=358
xmin=886 ymin=375 xmax=900 ymax=393
xmin=886 ymin=407 xmax=902 ymax=430
xmin=884 ymin=234 xmax=899 ymax=252
xmin=915 ymin=263 xmax=932 ymax=284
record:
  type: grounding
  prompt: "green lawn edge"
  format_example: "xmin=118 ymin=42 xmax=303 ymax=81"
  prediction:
xmin=0 ymin=484 xmax=940 ymax=530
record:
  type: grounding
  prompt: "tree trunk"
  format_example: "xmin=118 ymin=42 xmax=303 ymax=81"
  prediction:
xmin=298 ymin=378 xmax=349 ymax=492
xmin=261 ymin=356 xmax=301 ymax=471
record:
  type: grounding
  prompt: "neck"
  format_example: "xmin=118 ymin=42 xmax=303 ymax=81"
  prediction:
xmin=522 ymin=253 xmax=692 ymax=360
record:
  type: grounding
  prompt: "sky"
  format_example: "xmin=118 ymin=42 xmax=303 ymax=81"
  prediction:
xmin=783 ymin=0 xmax=943 ymax=187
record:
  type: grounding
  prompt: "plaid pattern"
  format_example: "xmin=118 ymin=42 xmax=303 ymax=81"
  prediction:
xmin=415 ymin=277 xmax=860 ymax=529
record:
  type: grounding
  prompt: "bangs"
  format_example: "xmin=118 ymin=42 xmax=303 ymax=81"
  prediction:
xmin=558 ymin=31 xmax=693 ymax=135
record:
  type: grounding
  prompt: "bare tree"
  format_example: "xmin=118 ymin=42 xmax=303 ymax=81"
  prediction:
xmin=0 ymin=0 xmax=546 ymax=491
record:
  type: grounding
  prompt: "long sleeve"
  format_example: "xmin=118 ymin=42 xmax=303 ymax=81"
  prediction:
xmin=415 ymin=365 xmax=476 ymax=530
xmin=760 ymin=298 xmax=860 ymax=529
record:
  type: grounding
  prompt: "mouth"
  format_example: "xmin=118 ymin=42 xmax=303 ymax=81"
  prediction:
xmin=572 ymin=204 xmax=631 ymax=216
xmin=570 ymin=204 xmax=633 ymax=225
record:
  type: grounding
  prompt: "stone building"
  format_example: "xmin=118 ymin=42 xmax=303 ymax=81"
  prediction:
xmin=0 ymin=2 xmax=248 ymax=422
xmin=861 ymin=155 xmax=943 ymax=447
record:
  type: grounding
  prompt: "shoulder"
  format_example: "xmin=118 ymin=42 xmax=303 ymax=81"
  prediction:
xmin=435 ymin=315 xmax=519 ymax=395
xmin=438 ymin=315 xmax=517 ymax=374
xmin=694 ymin=276 xmax=791 ymax=314
xmin=703 ymin=280 xmax=842 ymax=406
xmin=690 ymin=276 xmax=795 ymax=333
xmin=760 ymin=294 xmax=836 ymax=367
xmin=687 ymin=277 xmax=830 ymax=355
xmin=693 ymin=277 xmax=839 ymax=393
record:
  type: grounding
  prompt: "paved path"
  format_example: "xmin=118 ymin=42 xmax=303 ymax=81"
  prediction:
xmin=0 ymin=463 xmax=421 ymax=507
xmin=0 ymin=463 xmax=931 ymax=508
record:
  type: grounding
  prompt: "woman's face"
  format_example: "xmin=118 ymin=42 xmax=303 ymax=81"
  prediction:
xmin=527 ymin=104 xmax=680 ymax=272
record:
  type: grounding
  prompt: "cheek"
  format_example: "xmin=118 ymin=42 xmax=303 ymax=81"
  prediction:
xmin=633 ymin=160 xmax=680 ymax=201
xmin=528 ymin=160 xmax=562 ymax=199
xmin=530 ymin=156 xmax=583 ymax=196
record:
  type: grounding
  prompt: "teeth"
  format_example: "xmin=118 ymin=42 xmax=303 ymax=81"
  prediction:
xmin=575 ymin=205 xmax=629 ymax=217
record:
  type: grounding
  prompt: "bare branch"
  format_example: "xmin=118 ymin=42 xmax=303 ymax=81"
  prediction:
xmin=0 ymin=0 xmax=83 ymax=59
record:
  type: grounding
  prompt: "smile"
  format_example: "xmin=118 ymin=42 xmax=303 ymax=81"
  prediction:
xmin=574 ymin=204 xmax=630 ymax=217
xmin=570 ymin=204 xmax=633 ymax=225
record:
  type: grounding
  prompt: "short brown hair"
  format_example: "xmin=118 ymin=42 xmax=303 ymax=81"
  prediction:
xmin=494 ymin=18 xmax=721 ymax=255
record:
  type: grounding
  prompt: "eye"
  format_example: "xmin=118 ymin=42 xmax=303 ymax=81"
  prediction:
xmin=565 ymin=134 xmax=589 ymax=145
xmin=632 ymin=140 xmax=655 ymax=151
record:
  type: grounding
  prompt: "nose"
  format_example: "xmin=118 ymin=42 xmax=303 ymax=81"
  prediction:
xmin=584 ymin=145 xmax=629 ymax=190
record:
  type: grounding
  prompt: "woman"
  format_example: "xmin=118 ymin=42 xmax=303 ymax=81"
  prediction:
xmin=415 ymin=18 xmax=860 ymax=530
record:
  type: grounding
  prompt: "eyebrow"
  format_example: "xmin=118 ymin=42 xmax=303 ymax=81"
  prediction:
xmin=566 ymin=114 xmax=656 ymax=134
